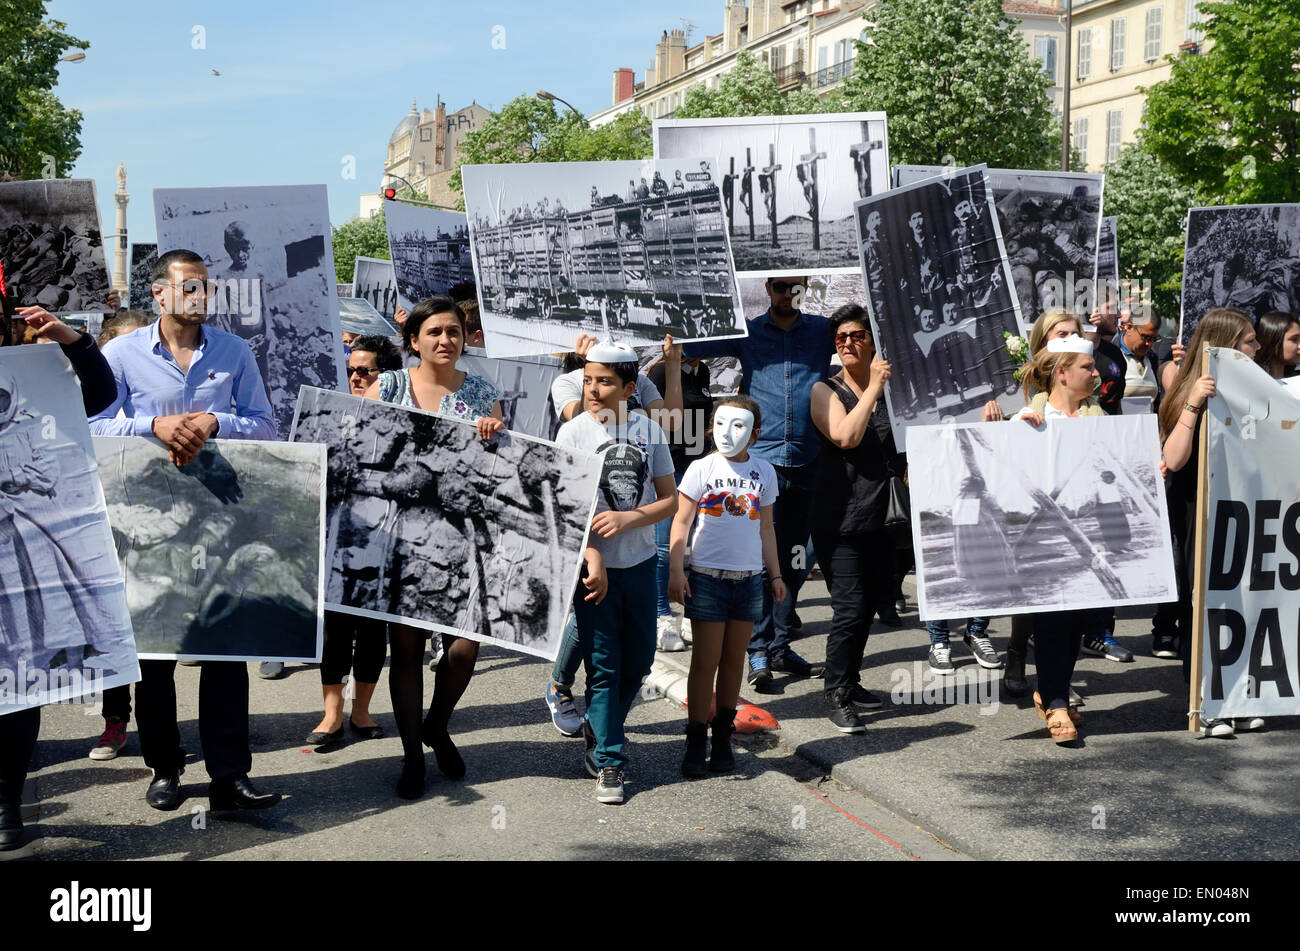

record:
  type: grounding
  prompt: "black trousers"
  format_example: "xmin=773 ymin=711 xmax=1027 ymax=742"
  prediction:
xmin=1033 ymin=610 xmax=1086 ymax=711
xmin=0 ymin=706 xmax=40 ymax=809
xmin=320 ymin=613 xmax=387 ymax=686
xmin=136 ymin=660 xmax=250 ymax=781
xmin=750 ymin=463 xmax=817 ymax=659
xmin=815 ymin=529 xmax=892 ymax=692
xmin=101 ymin=683 xmax=132 ymax=723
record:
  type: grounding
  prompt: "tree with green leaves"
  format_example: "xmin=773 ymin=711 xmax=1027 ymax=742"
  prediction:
xmin=674 ymin=49 xmax=843 ymax=119
xmin=1139 ymin=0 xmax=1300 ymax=205
xmin=1099 ymin=144 xmax=1201 ymax=324
xmin=840 ymin=0 xmax=1056 ymax=169
xmin=331 ymin=211 xmax=391 ymax=284
xmin=0 ymin=1 xmax=88 ymax=180
xmin=448 ymin=96 xmax=652 ymax=206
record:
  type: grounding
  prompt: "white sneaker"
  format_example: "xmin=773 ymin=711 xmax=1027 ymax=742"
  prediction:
xmin=679 ymin=616 xmax=693 ymax=645
xmin=1200 ymin=718 xmax=1235 ymax=738
xmin=656 ymin=615 xmax=687 ymax=652
xmin=428 ymin=638 xmax=444 ymax=671
xmin=1233 ymin=717 xmax=1266 ymax=731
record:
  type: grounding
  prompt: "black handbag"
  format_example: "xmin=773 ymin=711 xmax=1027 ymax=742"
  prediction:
xmin=883 ymin=474 xmax=912 ymax=549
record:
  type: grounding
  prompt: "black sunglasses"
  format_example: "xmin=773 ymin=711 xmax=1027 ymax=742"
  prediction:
xmin=834 ymin=330 xmax=870 ymax=345
xmin=347 ymin=366 xmax=379 ymax=378
xmin=769 ymin=281 xmax=805 ymax=295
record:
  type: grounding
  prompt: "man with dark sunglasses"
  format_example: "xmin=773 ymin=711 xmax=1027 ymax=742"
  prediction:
xmin=684 ymin=276 xmax=832 ymax=690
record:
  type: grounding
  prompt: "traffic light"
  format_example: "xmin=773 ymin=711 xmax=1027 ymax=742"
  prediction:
xmin=384 ymin=187 xmax=397 ymax=200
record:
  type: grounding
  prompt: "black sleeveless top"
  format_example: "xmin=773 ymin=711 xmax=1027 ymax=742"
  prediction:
xmin=811 ymin=375 xmax=900 ymax=537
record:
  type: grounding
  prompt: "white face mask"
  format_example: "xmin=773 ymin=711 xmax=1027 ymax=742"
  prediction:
xmin=712 ymin=406 xmax=755 ymax=458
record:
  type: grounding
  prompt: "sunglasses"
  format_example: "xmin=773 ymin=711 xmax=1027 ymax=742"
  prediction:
xmin=769 ymin=282 xmax=804 ymax=295
xmin=347 ymin=366 xmax=379 ymax=378
xmin=834 ymin=330 xmax=871 ymax=345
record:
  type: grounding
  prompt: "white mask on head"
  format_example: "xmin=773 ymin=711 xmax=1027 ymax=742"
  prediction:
xmin=712 ymin=405 xmax=755 ymax=458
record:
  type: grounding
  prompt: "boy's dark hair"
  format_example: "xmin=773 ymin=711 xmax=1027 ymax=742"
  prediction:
xmin=350 ymin=334 xmax=404 ymax=370
xmin=828 ymin=303 xmax=872 ymax=337
xmin=151 ymin=249 xmax=205 ymax=284
xmin=97 ymin=310 xmax=154 ymax=347
xmin=713 ymin=393 xmax=761 ymax=431
xmin=402 ymin=295 xmax=466 ymax=355
xmin=562 ymin=351 xmax=585 ymax=373
xmin=459 ymin=298 xmax=482 ymax=337
xmin=586 ymin=359 xmax=639 ymax=387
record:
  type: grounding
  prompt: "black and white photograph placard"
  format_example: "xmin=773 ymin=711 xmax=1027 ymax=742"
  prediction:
xmin=461 ymin=158 xmax=747 ymax=359
xmin=94 ymin=437 xmax=326 ymax=662
xmin=0 ymin=347 xmax=139 ymax=714
xmin=907 ymin=414 xmax=1177 ymax=620
xmin=0 ymin=178 xmax=113 ymax=315
xmin=383 ymin=200 xmax=475 ymax=313
xmin=458 ymin=351 xmax=564 ymax=441
xmin=290 ymin=386 xmax=600 ymax=660
xmin=338 ymin=296 xmax=399 ymax=338
xmin=127 ymin=242 xmax=158 ymax=312
xmin=655 ymin=113 xmax=890 ymax=276
xmin=352 ymin=255 xmax=399 ymax=324
xmin=1095 ymin=215 xmax=1118 ymax=292
xmin=894 ymin=165 xmax=1104 ymax=321
xmin=1181 ymin=203 xmax=1300 ymax=344
xmin=855 ymin=165 xmax=1027 ymax=450
xmin=154 ymin=184 xmax=349 ymax=440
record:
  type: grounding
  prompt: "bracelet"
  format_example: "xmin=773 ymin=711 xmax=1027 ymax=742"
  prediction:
xmin=1184 ymin=402 xmax=1203 ymax=415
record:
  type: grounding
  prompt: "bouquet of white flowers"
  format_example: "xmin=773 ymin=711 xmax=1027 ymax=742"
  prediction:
xmin=1003 ymin=331 xmax=1030 ymax=382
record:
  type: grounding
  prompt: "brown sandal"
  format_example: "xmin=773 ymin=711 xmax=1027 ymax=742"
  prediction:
xmin=1034 ymin=691 xmax=1084 ymax=726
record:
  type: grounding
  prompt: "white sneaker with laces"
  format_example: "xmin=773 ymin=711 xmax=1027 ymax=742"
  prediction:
xmin=1233 ymin=717 xmax=1266 ymax=731
xmin=679 ymin=616 xmax=693 ymax=645
xmin=657 ymin=615 xmax=687 ymax=652
xmin=1200 ymin=718 xmax=1235 ymax=738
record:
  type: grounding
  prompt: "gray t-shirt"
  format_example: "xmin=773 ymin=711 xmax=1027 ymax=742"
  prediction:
xmin=556 ymin=410 xmax=675 ymax=569
xmin=550 ymin=368 xmax=662 ymax=421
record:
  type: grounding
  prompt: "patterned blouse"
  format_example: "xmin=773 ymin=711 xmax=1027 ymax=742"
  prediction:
xmin=376 ymin=368 xmax=501 ymax=422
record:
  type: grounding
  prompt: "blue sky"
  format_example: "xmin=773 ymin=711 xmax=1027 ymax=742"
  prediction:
xmin=50 ymin=0 xmax=723 ymax=260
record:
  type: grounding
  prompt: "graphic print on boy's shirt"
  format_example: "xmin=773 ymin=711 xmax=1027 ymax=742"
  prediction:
xmin=597 ymin=437 xmax=649 ymax=511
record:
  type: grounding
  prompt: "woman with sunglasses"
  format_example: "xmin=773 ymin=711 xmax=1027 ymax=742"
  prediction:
xmin=808 ymin=305 xmax=900 ymax=733
xmin=304 ymin=335 xmax=406 ymax=748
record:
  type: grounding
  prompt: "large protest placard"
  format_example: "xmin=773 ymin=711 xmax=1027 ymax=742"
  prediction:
xmin=855 ymin=165 xmax=1027 ymax=450
xmin=458 ymin=352 xmax=564 ymax=441
xmin=894 ymin=165 xmax=1104 ymax=322
xmin=907 ymin=414 xmax=1177 ymax=621
xmin=1195 ymin=349 xmax=1300 ymax=721
xmin=353 ymin=255 xmax=398 ymax=323
xmin=1095 ymin=215 xmax=1118 ymax=292
xmin=461 ymin=158 xmax=747 ymax=359
xmin=0 ymin=348 xmax=138 ymax=713
xmin=289 ymin=386 xmax=600 ymax=660
xmin=127 ymin=243 xmax=158 ymax=312
xmin=384 ymin=200 xmax=476 ymax=314
xmin=338 ymin=296 xmax=399 ymax=337
xmin=154 ymin=185 xmax=348 ymax=439
xmin=1180 ymin=204 xmax=1300 ymax=344
xmin=655 ymin=113 xmax=890 ymax=276
xmin=0 ymin=179 xmax=113 ymax=315
xmin=94 ymin=437 xmax=326 ymax=662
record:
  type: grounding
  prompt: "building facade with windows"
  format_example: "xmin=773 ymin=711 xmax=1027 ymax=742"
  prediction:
xmin=590 ymin=0 xmax=1066 ymax=128
xmin=1068 ymin=0 xmax=1208 ymax=170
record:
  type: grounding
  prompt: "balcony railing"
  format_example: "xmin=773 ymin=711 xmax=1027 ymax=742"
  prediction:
xmin=773 ymin=61 xmax=806 ymax=89
xmin=812 ymin=56 xmax=855 ymax=89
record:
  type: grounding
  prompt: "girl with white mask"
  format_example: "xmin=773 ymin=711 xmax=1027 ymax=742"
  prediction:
xmin=668 ymin=396 xmax=785 ymax=778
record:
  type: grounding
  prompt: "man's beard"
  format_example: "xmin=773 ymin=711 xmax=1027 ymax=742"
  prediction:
xmin=170 ymin=308 xmax=207 ymax=326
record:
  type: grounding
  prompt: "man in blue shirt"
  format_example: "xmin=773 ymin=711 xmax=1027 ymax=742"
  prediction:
xmin=90 ymin=249 xmax=281 ymax=814
xmin=685 ymin=276 xmax=832 ymax=689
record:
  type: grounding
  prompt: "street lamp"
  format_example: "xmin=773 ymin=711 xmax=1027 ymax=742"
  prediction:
xmin=536 ymin=89 xmax=584 ymax=121
xmin=383 ymin=174 xmax=418 ymax=200
xmin=60 ymin=51 xmax=86 ymax=63
xmin=1061 ymin=1 xmax=1073 ymax=171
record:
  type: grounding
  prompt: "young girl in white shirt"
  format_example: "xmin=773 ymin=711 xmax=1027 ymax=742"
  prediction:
xmin=668 ymin=395 xmax=786 ymax=776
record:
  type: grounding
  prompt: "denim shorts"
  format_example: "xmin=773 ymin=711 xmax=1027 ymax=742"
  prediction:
xmin=684 ymin=568 xmax=764 ymax=623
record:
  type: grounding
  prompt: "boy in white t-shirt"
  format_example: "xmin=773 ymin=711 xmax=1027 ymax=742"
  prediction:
xmin=555 ymin=342 xmax=677 ymax=804
xmin=668 ymin=395 xmax=786 ymax=777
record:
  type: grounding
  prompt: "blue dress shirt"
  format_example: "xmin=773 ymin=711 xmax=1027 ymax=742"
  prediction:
xmin=89 ymin=320 xmax=276 ymax=440
xmin=685 ymin=310 xmax=832 ymax=468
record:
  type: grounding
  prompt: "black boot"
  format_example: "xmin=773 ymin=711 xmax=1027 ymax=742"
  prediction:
xmin=0 ymin=795 xmax=22 ymax=852
xmin=710 ymin=709 xmax=736 ymax=773
xmin=1004 ymin=647 xmax=1029 ymax=698
xmin=682 ymin=722 xmax=709 ymax=778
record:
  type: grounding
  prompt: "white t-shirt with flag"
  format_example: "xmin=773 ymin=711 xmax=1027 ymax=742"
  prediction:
xmin=678 ymin=452 xmax=778 ymax=572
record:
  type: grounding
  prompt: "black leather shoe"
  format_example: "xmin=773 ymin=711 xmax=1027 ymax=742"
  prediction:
xmin=145 ymin=770 xmax=183 ymax=811
xmin=209 ymin=776 xmax=281 ymax=811
xmin=770 ymin=649 xmax=825 ymax=678
xmin=1003 ymin=647 xmax=1030 ymax=698
xmin=0 ymin=802 xmax=24 ymax=851
xmin=348 ymin=719 xmax=384 ymax=740
xmin=421 ymin=716 xmax=466 ymax=779
xmin=396 ymin=758 xmax=425 ymax=800
xmin=876 ymin=606 xmax=904 ymax=627
xmin=303 ymin=726 xmax=344 ymax=747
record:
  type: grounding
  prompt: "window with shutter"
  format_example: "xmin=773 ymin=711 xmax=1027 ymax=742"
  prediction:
xmin=1077 ymin=28 xmax=1092 ymax=79
xmin=1106 ymin=110 xmax=1123 ymax=164
xmin=1074 ymin=116 xmax=1089 ymax=163
xmin=1145 ymin=6 xmax=1163 ymax=61
xmin=1111 ymin=18 xmax=1126 ymax=70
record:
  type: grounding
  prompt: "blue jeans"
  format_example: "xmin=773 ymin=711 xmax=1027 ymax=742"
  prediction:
xmin=550 ymin=612 xmax=582 ymax=690
xmin=925 ymin=617 xmax=991 ymax=646
xmin=574 ymin=556 xmax=658 ymax=770
xmin=653 ymin=466 xmax=689 ymax=617
xmin=684 ymin=569 xmax=764 ymax=622
xmin=750 ymin=462 xmax=816 ymax=659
